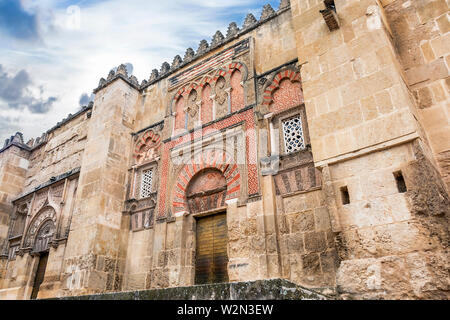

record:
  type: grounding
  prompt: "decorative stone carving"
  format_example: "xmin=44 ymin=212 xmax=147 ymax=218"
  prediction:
xmin=172 ymin=55 xmax=183 ymax=69
xmin=186 ymin=169 xmax=228 ymax=214
xmin=32 ymin=191 xmax=48 ymax=216
xmin=185 ymin=90 xmax=199 ymax=118
xmin=141 ymin=79 xmax=148 ymax=86
xmin=23 ymin=207 xmax=57 ymax=249
xmin=215 ymin=77 xmax=227 ymax=105
xmin=134 ymin=130 xmax=162 ymax=165
xmin=260 ymin=4 xmax=276 ymax=20
xmin=197 ymin=40 xmax=209 ymax=56
xmin=184 ymin=48 xmax=195 ymax=62
xmin=50 ymin=183 xmax=64 ymax=204
xmin=226 ymin=22 xmax=239 ymax=38
xmin=17 ymin=201 xmax=29 ymax=215
xmin=211 ymin=31 xmax=224 ymax=47
xmin=160 ymin=62 xmax=171 ymax=75
xmin=33 ymin=220 xmax=55 ymax=253
xmin=172 ymin=150 xmax=241 ymax=215
xmin=242 ymin=13 xmax=257 ymax=29
xmin=150 ymin=69 xmax=159 ymax=81
xmin=126 ymin=193 xmax=157 ymax=231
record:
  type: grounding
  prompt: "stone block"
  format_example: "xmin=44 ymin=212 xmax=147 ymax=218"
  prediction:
xmin=436 ymin=13 xmax=450 ymax=33
xmin=406 ymin=57 xmax=449 ymax=86
xmin=430 ymin=33 xmax=450 ymax=58
xmin=314 ymin=207 xmax=331 ymax=231
xmin=421 ymin=41 xmax=436 ymax=63
xmin=417 ymin=0 xmax=449 ymax=24
xmin=304 ymin=231 xmax=327 ymax=253
xmin=287 ymin=233 xmax=305 ymax=254
xmin=375 ymin=89 xmax=394 ymax=114
xmin=301 ymin=252 xmax=323 ymax=285
xmin=361 ymin=95 xmax=378 ymax=121
xmin=288 ymin=210 xmax=315 ymax=233
xmin=336 ymin=258 xmax=382 ymax=294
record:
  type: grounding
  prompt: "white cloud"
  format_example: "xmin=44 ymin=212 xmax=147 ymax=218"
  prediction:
xmin=0 ymin=0 xmax=279 ymax=143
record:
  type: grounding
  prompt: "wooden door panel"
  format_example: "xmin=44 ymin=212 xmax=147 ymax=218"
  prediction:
xmin=195 ymin=213 xmax=228 ymax=285
xmin=30 ymin=252 xmax=48 ymax=300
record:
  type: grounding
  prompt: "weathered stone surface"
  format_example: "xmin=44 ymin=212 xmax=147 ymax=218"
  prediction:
xmin=54 ymin=279 xmax=329 ymax=300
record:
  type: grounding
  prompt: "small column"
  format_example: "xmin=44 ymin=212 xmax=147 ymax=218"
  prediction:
xmin=171 ymin=112 xmax=176 ymax=136
xmin=197 ymin=101 xmax=202 ymax=125
xmin=225 ymin=88 xmax=232 ymax=114
xmin=210 ymin=94 xmax=217 ymax=121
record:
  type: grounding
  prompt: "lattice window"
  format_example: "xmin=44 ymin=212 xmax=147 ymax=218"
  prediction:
xmin=140 ymin=169 xmax=153 ymax=199
xmin=282 ymin=115 xmax=305 ymax=154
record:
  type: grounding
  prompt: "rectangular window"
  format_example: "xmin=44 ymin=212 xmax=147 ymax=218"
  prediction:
xmin=140 ymin=169 xmax=153 ymax=199
xmin=8 ymin=245 xmax=18 ymax=260
xmin=341 ymin=186 xmax=350 ymax=205
xmin=394 ymin=171 xmax=407 ymax=193
xmin=282 ymin=115 xmax=305 ymax=154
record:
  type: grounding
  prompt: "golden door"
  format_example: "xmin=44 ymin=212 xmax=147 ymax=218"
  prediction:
xmin=195 ymin=213 xmax=229 ymax=285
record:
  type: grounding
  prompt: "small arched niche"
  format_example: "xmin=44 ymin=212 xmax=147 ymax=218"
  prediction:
xmin=186 ymin=168 xmax=227 ymax=214
xmin=33 ymin=220 xmax=55 ymax=253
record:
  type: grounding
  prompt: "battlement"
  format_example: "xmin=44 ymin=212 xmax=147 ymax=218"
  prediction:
xmin=94 ymin=1 xmax=291 ymax=93
xmin=1 ymin=103 xmax=93 ymax=155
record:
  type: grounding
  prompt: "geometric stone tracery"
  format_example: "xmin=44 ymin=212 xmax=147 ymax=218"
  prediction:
xmin=140 ymin=169 xmax=153 ymax=199
xmin=282 ymin=115 xmax=305 ymax=154
xmin=33 ymin=220 xmax=55 ymax=253
xmin=23 ymin=206 xmax=57 ymax=249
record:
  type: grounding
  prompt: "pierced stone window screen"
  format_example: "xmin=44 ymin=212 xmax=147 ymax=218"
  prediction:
xmin=282 ymin=115 xmax=305 ymax=154
xmin=140 ymin=169 xmax=153 ymax=199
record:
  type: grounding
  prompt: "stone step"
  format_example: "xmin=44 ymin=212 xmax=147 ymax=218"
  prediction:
xmin=56 ymin=279 xmax=330 ymax=300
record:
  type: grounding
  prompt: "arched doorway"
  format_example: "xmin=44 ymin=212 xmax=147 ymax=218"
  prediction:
xmin=30 ymin=220 xmax=55 ymax=300
xmin=187 ymin=169 xmax=229 ymax=285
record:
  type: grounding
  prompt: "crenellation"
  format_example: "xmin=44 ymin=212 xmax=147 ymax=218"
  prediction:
xmin=160 ymin=62 xmax=171 ymax=75
xmin=260 ymin=4 xmax=276 ymax=21
xmin=196 ymin=40 xmax=209 ymax=56
xmin=171 ymin=55 xmax=182 ymax=69
xmin=211 ymin=31 xmax=225 ymax=48
xmin=243 ymin=13 xmax=258 ymax=29
xmin=226 ymin=22 xmax=240 ymax=39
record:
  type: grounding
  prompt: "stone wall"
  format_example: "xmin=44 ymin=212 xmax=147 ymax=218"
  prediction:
xmin=57 ymin=279 xmax=328 ymax=300
xmin=121 ymin=6 xmax=300 ymax=294
xmin=291 ymin=0 xmax=423 ymax=164
xmin=383 ymin=0 xmax=450 ymax=190
xmin=0 ymin=144 xmax=29 ymax=253
xmin=290 ymin=0 xmax=450 ymax=299
xmin=332 ymin=141 xmax=449 ymax=299
xmin=60 ymin=79 xmax=140 ymax=297
xmin=278 ymin=188 xmax=338 ymax=293
xmin=24 ymin=111 xmax=90 ymax=193
xmin=0 ymin=106 xmax=91 ymax=300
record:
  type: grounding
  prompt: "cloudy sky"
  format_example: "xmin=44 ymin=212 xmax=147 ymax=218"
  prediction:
xmin=0 ymin=0 xmax=280 ymax=144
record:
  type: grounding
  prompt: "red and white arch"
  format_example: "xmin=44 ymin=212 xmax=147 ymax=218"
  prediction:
xmin=172 ymin=149 xmax=241 ymax=215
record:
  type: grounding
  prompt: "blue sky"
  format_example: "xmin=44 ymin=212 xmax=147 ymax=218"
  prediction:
xmin=0 ymin=0 xmax=281 ymax=143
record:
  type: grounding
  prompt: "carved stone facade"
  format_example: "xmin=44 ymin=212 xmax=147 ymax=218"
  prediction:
xmin=0 ymin=0 xmax=449 ymax=300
